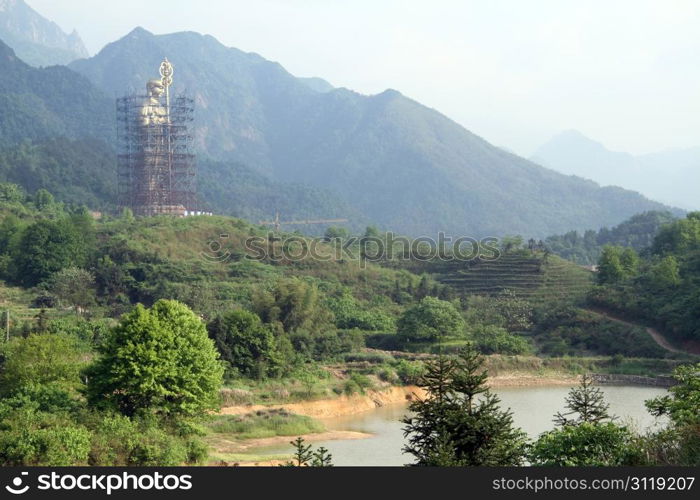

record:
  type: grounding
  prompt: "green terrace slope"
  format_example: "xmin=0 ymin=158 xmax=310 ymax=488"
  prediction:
xmin=427 ymin=252 xmax=594 ymax=303
xmin=0 ymin=281 xmax=35 ymax=320
xmin=0 ymin=280 xmax=72 ymax=326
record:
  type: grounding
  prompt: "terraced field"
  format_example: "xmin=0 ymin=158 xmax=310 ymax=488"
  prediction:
xmin=0 ymin=281 xmax=68 ymax=329
xmin=433 ymin=252 xmax=594 ymax=303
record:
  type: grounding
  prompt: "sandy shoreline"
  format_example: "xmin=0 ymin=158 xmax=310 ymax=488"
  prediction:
xmin=219 ymin=374 xmax=580 ymax=420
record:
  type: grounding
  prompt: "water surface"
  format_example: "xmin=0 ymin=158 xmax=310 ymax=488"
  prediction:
xmin=249 ymin=385 xmax=668 ymax=466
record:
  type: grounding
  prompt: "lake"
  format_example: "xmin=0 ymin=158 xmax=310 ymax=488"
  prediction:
xmin=247 ymin=385 xmax=668 ymax=466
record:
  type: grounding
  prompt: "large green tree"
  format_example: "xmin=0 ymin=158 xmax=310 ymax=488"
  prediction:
xmin=13 ymin=218 xmax=88 ymax=286
xmin=47 ymin=266 xmax=96 ymax=312
xmin=397 ymin=296 xmax=465 ymax=343
xmin=86 ymin=300 xmax=223 ymax=418
xmin=402 ymin=345 xmax=528 ymax=465
xmin=597 ymin=246 xmax=626 ymax=284
xmin=251 ymin=277 xmax=334 ymax=334
xmin=207 ymin=309 xmax=281 ymax=379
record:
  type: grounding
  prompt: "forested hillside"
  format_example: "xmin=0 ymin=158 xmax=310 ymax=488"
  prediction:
xmin=546 ymin=211 xmax=678 ymax=265
xmin=590 ymin=212 xmax=700 ymax=349
xmin=0 ymin=39 xmax=112 ymax=146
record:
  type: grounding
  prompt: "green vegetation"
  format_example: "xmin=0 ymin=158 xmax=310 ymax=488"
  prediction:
xmin=589 ymin=212 xmax=700 ymax=346
xmin=645 ymin=362 xmax=700 ymax=465
xmin=0 ymin=184 xmax=696 ymax=466
xmin=530 ymin=422 xmax=643 ymax=466
xmin=531 ymin=306 xmax=668 ymax=358
xmin=0 ymin=301 xmax=215 ymax=466
xmin=0 ymin=40 xmax=113 ymax=149
xmin=397 ymin=297 xmax=465 ymax=343
xmin=207 ymin=410 xmax=324 ymax=440
xmin=0 ymin=139 xmax=117 ymax=210
xmin=423 ymin=251 xmax=594 ymax=304
xmin=546 ymin=211 xmax=677 ymax=265
xmin=208 ymin=310 xmax=283 ymax=379
xmin=530 ymin=365 xmax=700 ymax=466
xmin=552 ymin=374 xmax=614 ymax=426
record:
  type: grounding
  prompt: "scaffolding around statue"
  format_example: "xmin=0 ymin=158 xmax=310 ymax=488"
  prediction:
xmin=116 ymin=58 xmax=198 ymax=216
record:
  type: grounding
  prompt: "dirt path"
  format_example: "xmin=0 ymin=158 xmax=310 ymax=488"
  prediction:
xmin=585 ymin=308 xmax=696 ymax=355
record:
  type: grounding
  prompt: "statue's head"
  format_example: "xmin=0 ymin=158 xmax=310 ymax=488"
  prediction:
xmin=146 ymin=79 xmax=165 ymax=97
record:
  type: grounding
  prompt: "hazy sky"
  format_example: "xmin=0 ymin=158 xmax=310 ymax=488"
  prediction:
xmin=28 ymin=0 xmax=700 ymax=156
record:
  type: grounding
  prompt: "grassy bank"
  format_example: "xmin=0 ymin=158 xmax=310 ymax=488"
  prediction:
xmin=483 ymin=354 xmax=685 ymax=378
xmin=206 ymin=409 xmax=324 ymax=440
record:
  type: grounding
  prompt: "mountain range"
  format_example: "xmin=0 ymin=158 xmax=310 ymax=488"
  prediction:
xmin=0 ymin=5 xmax=683 ymax=238
xmin=0 ymin=0 xmax=87 ymax=66
xmin=532 ymin=130 xmax=700 ymax=211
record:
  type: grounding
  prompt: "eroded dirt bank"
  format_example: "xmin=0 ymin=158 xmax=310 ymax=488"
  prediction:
xmin=219 ymin=374 xmax=581 ymax=419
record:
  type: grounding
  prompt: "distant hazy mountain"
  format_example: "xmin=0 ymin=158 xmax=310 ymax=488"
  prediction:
xmin=0 ymin=0 xmax=88 ymax=66
xmin=532 ymin=130 xmax=700 ymax=210
xmin=66 ymin=28 xmax=676 ymax=238
xmin=0 ymin=39 xmax=112 ymax=145
xmin=297 ymin=76 xmax=334 ymax=93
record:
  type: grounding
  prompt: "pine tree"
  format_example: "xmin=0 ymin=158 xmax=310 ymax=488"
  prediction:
xmin=553 ymin=374 xmax=614 ymax=426
xmin=311 ymin=446 xmax=333 ymax=467
xmin=288 ymin=437 xmax=313 ymax=466
xmin=284 ymin=438 xmax=333 ymax=467
xmin=402 ymin=345 xmax=528 ymax=466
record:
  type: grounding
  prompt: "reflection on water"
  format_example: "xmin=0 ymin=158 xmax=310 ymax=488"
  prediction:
xmin=248 ymin=385 xmax=668 ymax=466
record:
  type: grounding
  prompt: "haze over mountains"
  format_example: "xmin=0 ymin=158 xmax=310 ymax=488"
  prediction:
xmin=0 ymin=0 xmax=87 ymax=66
xmin=0 ymin=3 xmax=683 ymax=238
xmin=533 ymin=130 xmax=700 ymax=211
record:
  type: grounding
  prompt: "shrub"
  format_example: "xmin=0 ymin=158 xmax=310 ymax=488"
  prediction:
xmin=376 ymin=367 xmax=399 ymax=384
xmin=395 ymin=359 xmax=426 ymax=385
xmin=88 ymin=414 xmax=200 ymax=466
xmin=471 ymin=325 xmax=531 ymax=355
xmin=0 ymin=404 xmax=91 ymax=466
xmin=530 ymin=422 xmax=643 ymax=466
xmin=0 ymin=333 xmax=87 ymax=395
